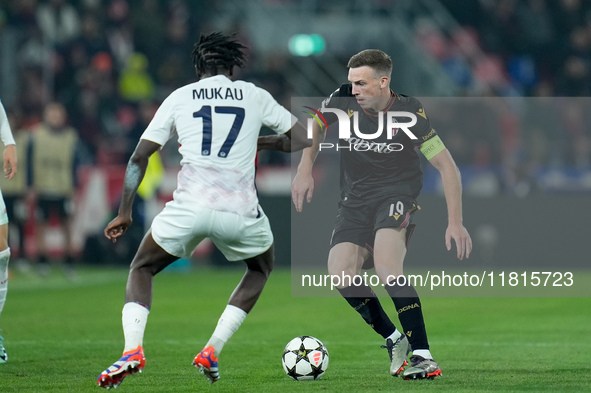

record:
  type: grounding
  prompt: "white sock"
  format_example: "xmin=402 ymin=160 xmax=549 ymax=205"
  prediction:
xmin=0 ymin=248 xmax=10 ymax=318
xmin=122 ymin=302 xmax=150 ymax=352
xmin=386 ymin=329 xmax=403 ymax=342
xmin=206 ymin=305 xmax=247 ymax=357
xmin=413 ymin=349 xmax=433 ymax=360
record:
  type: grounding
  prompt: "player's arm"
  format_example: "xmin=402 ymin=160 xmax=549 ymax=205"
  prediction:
xmin=3 ymin=145 xmax=17 ymax=180
xmin=426 ymin=144 xmax=472 ymax=260
xmin=292 ymin=86 xmax=346 ymax=212
xmin=291 ymin=119 xmax=326 ymax=212
xmin=104 ymin=139 xmax=161 ymax=242
xmin=0 ymin=101 xmax=17 ymax=180
xmin=257 ymin=121 xmax=311 ymax=152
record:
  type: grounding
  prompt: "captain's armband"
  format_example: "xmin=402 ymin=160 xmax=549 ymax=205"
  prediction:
xmin=419 ymin=135 xmax=446 ymax=160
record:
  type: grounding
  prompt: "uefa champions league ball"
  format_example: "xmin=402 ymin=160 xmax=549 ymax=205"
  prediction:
xmin=281 ymin=336 xmax=329 ymax=380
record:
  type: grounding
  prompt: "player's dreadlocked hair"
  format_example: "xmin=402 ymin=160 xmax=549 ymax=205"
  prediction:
xmin=192 ymin=32 xmax=247 ymax=78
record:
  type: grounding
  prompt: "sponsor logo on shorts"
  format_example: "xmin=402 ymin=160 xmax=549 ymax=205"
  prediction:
xmin=397 ymin=303 xmax=420 ymax=314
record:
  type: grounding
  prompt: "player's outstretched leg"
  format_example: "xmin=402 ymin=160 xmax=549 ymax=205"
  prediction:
xmin=337 ymin=284 xmax=408 ymax=376
xmin=193 ymin=246 xmax=274 ymax=383
xmin=193 ymin=346 xmax=219 ymax=383
xmin=384 ymin=279 xmax=441 ymax=379
xmin=97 ymin=232 xmax=176 ymax=389
xmin=403 ymin=354 xmax=442 ymax=380
xmin=97 ymin=346 xmax=146 ymax=389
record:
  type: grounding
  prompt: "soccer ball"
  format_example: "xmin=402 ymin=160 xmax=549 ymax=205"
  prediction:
xmin=281 ymin=336 xmax=329 ymax=381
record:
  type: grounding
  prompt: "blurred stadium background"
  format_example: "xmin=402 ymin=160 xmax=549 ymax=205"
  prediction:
xmin=1 ymin=2 xmax=590 ymax=392
xmin=0 ymin=0 xmax=589 ymax=272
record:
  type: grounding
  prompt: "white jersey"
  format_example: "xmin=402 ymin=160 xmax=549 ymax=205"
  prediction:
xmin=0 ymin=99 xmax=16 ymax=147
xmin=141 ymin=75 xmax=295 ymax=216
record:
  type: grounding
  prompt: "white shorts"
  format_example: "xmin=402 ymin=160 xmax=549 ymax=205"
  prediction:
xmin=150 ymin=201 xmax=274 ymax=261
xmin=0 ymin=188 xmax=7 ymax=225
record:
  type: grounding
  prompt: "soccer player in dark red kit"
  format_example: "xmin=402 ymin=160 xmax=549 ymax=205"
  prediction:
xmin=292 ymin=49 xmax=472 ymax=380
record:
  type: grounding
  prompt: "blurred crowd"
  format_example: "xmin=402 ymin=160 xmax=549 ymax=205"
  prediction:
xmin=0 ymin=0 xmax=590 ymax=269
xmin=420 ymin=0 xmax=591 ymax=97
xmin=0 ymin=0 xmax=590 ymax=178
xmin=410 ymin=0 xmax=591 ymax=194
xmin=0 ymin=0 xmax=293 ymax=269
xmin=0 ymin=0 xmax=219 ymax=166
xmin=417 ymin=0 xmax=591 ymax=96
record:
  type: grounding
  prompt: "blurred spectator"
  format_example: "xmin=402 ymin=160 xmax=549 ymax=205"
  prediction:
xmin=126 ymin=100 xmax=157 ymax=154
xmin=118 ymin=53 xmax=155 ymax=102
xmin=555 ymin=56 xmax=591 ymax=96
xmin=72 ymin=91 xmax=104 ymax=164
xmin=29 ymin=102 xmax=81 ymax=276
xmin=439 ymin=28 xmax=478 ymax=92
xmin=154 ymin=3 xmax=196 ymax=95
xmin=473 ymin=54 xmax=510 ymax=94
xmin=105 ymin=0 xmax=134 ymax=70
xmin=17 ymin=24 xmax=52 ymax=70
xmin=6 ymin=0 xmax=39 ymax=32
xmin=131 ymin=0 xmax=165 ymax=64
xmin=17 ymin=67 xmax=49 ymax=125
xmin=478 ymin=0 xmax=523 ymax=57
xmin=551 ymin=0 xmax=588 ymax=42
xmin=414 ymin=18 xmax=448 ymax=61
xmin=558 ymin=100 xmax=591 ymax=167
xmin=35 ymin=0 xmax=81 ymax=47
xmin=506 ymin=55 xmax=538 ymax=95
xmin=67 ymin=14 xmax=111 ymax=69
xmin=516 ymin=0 xmax=555 ymax=61
xmin=522 ymin=98 xmax=563 ymax=170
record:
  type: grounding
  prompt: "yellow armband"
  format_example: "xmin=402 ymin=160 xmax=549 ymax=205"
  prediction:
xmin=419 ymin=135 xmax=446 ymax=160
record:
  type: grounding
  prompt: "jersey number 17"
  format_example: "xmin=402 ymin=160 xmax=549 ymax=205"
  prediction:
xmin=193 ymin=105 xmax=245 ymax=158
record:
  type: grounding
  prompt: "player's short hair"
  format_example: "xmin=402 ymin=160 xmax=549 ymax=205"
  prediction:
xmin=192 ymin=32 xmax=247 ymax=78
xmin=347 ymin=49 xmax=392 ymax=78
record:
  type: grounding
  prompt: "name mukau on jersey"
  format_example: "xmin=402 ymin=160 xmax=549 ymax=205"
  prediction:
xmin=193 ymin=87 xmax=244 ymax=100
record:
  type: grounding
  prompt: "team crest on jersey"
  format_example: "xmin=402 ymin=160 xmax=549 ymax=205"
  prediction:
xmin=391 ymin=116 xmax=398 ymax=136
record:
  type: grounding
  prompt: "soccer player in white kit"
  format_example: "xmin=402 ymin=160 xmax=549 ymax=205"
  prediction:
xmin=0 ymin=98 xmax=18 ymax=364
xmin=97 ymin=32 xmax=310 ymax=389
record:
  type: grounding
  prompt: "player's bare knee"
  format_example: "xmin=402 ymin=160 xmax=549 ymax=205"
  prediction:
xmin=374 ymin=265 xmax=403 ymax=285
xmin=327 ymin=258 xmax=359 ymax=279
xmin=258 ymin=261 xmax=273 ymax=279
xmin=129 ymin=254 xmax=161 ymax=276
xmin=128 ymin=232 xmax=178 ymax=276
xmin=255 ymin=258 xmax=274 ymax=278
xmin=129 ymin=260 xmax=151 ymax=276
xmin=245 ymin=247 xmax=274 ymax=278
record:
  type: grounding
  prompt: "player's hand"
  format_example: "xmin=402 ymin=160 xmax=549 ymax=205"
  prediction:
xmin=291 ymin=170 xmax=314 ymax=212
xmin=445 ymin=223 xmax=472 ymax=260
xmin=3 ymin=144 xmax=17 ymax=180
xmin=104 ymin=215 xmax=133 ymax=242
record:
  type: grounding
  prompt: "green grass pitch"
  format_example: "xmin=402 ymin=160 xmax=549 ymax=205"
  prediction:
xmin=1 ymin=266 xmax=589 ymax=392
